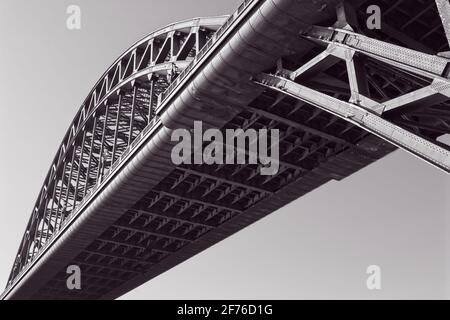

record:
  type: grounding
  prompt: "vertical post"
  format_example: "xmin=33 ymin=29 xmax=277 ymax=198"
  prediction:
xmin=148 ymin=80 xmax=155 ymax=123
xmin=112 ymin=93 xmax=123 ymax=163
xmin=150 ymin=40 xmax=155 ymax=65
xmin=17 ymin=231 xmax=29 ymax=271
xmin=196 ymin=29 xmax=206 ymax=53
xmin=26 ymin=208 xmax=41 ymax=261
xmin=24 ymin=215 xmax=36 ymax=265
xmin=73 ymin=130 xmax=87 ymax=209
xmin=37 ymin=207 xmax=48 ymax=247
xmin=61 ymin=146 xmax=77 ymax=227
xmin=32 ymin=196 xmax=48 ymax=255
xmin=97 ymin=104 xmax=110 ymax=182
xmin=84 ymin=119 xmax=97 ymax=197
xmin=54 ymin=161 xmax=67 ymax=234
xmin=42 ymin=181 xmax=58 ymax=244
xmin=335 ymin=0 xmax=370 ymax=105
xmin=128 ymin=86 xmax=138 ymax=146
xmin=172 ymin=33 xmax=180 ymax=60
xmin=346 ymin=53 xmax=370 ymax=104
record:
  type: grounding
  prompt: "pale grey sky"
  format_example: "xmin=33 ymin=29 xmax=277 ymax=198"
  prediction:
xmin=0 ymin=0 xmax=449 ymax=299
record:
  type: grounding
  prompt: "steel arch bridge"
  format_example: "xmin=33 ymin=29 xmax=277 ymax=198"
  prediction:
xmin=2 ymin=0 xmax=450 ymax=299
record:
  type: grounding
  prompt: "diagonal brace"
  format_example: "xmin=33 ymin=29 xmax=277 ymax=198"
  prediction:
xmin=253 ymin=73 xmax=450 ymax=174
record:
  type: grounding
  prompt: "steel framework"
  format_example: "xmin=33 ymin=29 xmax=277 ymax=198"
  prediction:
xmin=3 ymin=0 xmax=450 ymax=300
xmin=253 ymin=18 xmax=450 ymax=172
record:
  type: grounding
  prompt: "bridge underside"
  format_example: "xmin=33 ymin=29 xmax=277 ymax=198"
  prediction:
xmin=4 ymin=0 xmax=450 ymax=299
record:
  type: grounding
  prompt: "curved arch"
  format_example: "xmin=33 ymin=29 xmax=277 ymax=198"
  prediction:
xmin=8 ymin=16 xmax=227 ymax=284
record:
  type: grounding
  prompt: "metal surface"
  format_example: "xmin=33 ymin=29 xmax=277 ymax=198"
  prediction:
xmin=253 ymin=73 xmax=450 ymax=172
xmin=2 ymin=0 xmax=449 ymax=300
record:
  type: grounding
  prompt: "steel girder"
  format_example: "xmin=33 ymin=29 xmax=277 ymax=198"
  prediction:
xmin=4 ymin=0 xmax=261 ymax=299
xmin=5 ymin=0 xmax=450 ymax=300
xmin=252 ymin=3 xmax=450 ymax=173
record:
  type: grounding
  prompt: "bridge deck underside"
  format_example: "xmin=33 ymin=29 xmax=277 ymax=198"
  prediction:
xmin=5 ymin=0 xmax=450 ymax=300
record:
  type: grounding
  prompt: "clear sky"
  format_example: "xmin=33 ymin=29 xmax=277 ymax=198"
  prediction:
xmin=0 ymin=0 xmax=449 ymax=299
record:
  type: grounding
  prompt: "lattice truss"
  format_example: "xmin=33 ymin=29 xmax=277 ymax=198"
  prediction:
xmin=33 ymin=103 xmax=358 ymax=298
xmin=7 ymin=17 xmax=226 ymax=286
xmin=253 ymin=0 xmax=450 ymax=173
